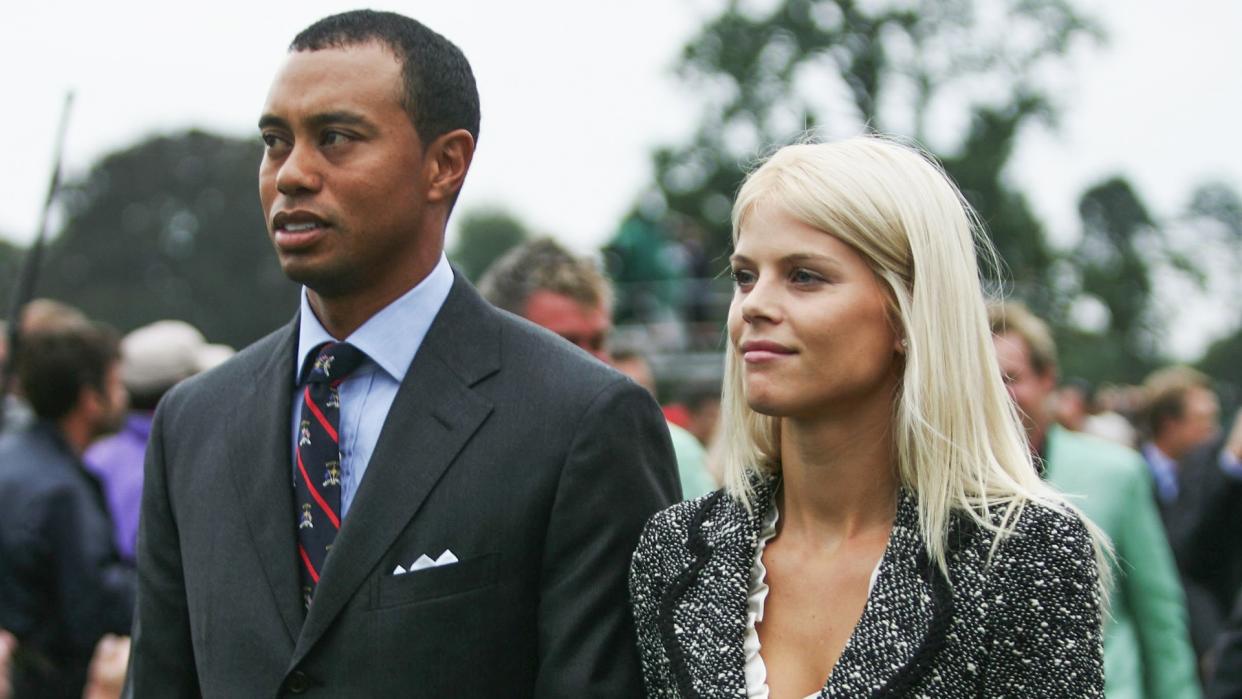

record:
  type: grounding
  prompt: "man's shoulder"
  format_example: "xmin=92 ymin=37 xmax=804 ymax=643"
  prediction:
xmin=0 ymin=429 xmax=88 ymax=508
xmin=1051 ymin=427 xmax=1146 ymax=480
xmin=487 ymin=307 xmax=626 ymax=389
xmin=161 ymin=323 xmax=291 ymax=409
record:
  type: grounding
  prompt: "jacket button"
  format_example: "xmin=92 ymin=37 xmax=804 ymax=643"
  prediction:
xmin=285 ymin=671 xmax=311 ymax=694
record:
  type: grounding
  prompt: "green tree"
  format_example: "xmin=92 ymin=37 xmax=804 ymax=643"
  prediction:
xmin=40 ymin=130 xmax=297 ymax=348
xmin=1055 ymin=177 xmax=1159 ymax=382
xmin=646 ymin=0 xmax=1100 ymax=278
xmin=449 ymin=207 xmax=529 ymax=281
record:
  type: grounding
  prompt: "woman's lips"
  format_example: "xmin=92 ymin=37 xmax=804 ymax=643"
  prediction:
xmin=740 ymin=340 xmax=795 ymax=363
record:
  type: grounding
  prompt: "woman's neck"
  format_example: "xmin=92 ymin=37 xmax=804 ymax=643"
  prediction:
xmin=777 ymin=392 xmax=899 ymax=542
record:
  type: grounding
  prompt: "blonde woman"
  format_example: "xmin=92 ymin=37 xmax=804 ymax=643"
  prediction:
xmin=629 ymin=137 xmax=1106 ymax=698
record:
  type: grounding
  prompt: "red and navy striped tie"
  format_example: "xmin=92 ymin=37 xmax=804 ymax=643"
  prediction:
xmin=295 ymin=341 xmax=366 ymax=609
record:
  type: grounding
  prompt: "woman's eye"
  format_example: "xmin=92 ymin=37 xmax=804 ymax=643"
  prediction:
xmin=730 ymin=269 xmax=756 ymax=286
xmin=790 ymin=268 xmax=823 ymax=284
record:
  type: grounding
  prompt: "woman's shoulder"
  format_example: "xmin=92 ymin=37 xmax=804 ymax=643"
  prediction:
xmin=636 ymin=489 xmax=733 ymax=554
xmin=967 ymin=497 xmax=1100 ymax=593
xmin=1004 ymin=498 xmax=1094 ymax=554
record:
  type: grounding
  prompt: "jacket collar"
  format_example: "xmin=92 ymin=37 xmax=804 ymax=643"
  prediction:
xmin=660 ymin=476 xmax=953 ymax=697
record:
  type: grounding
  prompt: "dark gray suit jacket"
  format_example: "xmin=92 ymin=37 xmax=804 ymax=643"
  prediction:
xmin=126 ymin=274 xmax=680 ymax=697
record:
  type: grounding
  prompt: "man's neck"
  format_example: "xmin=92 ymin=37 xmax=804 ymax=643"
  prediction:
xmin=56 ymin=414 xmax=92 ymax=457
xmin=1149 ymin=438 xmax=1181 ymax=464
xmin=307 ymin=255 xmax=442 ymax=340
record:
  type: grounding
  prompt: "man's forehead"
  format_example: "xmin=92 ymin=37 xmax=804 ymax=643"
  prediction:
xmin=262 ymin=42 xmax=403 ymax=114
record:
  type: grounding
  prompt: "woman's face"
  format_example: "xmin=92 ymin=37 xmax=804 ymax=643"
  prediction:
xmin=728 ymin=203 xmax=901 ymax=419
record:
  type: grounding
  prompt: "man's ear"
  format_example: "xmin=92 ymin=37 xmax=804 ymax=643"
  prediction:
xmin=424 ymin=129 xmax=475 ymax=206
xmin=77 ymin=383 xmax=102 ymax=422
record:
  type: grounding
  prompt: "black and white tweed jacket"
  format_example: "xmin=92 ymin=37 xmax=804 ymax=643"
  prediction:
xmin=629 ymin=478 xmax=1104 ymax=698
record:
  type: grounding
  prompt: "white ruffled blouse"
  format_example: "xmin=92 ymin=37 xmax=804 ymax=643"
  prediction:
xmin=742 ymin=499 xmax=882 ymax=699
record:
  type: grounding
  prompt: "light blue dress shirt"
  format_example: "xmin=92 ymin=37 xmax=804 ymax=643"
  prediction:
xmin=291 ymin=254 xmax=454 ymax=518
xmin=1141 ymin=442 xmax=1180 ymax=504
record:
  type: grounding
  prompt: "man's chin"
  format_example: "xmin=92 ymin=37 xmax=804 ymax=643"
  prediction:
xmin=279 ymin=259 xmax=349 ymax=294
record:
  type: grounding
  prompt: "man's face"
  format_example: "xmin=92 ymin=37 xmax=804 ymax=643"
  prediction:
xmin=258 ymin=42 xmax=434 ymax=302
xmin=523 ymin=290 xmax=612 ymax=364
xmin=993 ymin=332 xmax=1056 ymax=441
xmin=90 ymin=362 xmax=129 ymax=438
xmin=1166 ymin=386 xmax=1220 ymax=458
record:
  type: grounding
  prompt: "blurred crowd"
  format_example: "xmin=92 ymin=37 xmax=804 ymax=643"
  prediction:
xmin=0 ymin=246 xmax=1239 ymax=697
xmin=0 ymin=300 xmax=232 ymax=699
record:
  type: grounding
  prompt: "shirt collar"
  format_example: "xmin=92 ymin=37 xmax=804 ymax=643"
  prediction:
xmin=1142 ymin=441 xmax=1178 ymax=473
xmin=295 ymin=253 xmax=455 ymax=384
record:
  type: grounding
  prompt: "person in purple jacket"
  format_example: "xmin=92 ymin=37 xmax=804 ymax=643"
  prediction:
xmin=84 ymin=320 xmax=232 ymax=561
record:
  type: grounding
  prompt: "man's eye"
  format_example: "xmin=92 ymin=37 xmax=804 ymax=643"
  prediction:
xmin=321 ymin=131 xmax=349 ymax=146
xmin=261 ymin=133 xmax=286 ymax=149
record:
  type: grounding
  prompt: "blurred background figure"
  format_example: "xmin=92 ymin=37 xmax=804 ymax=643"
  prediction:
xmin=1140 ymin=367 xmax=1222 ymax=516
xmin=0 ymin=300 xmax=92 ymax=435
xmin=1054 ymin=377 xmax=1093 ymax=432
xmin=479 ymin=237 xmax=613 ymax=363
xmin=480 ymin=237 xmax=716 ymax=498
xmin=612 ymin=347 xmax=714 ymax=499
xmin=1084 ymin=383 xmax=1141 ymax=448
xmin=0 ymin=629 xmax=13 ymax=699
xmin=81 ymin=634 xmax=129 ymax=699
xmin=84 ymin=320 xmax=233 ymax=563
xmin=990 ymin=301 xmax=1200 ymax=698
xmin=0 ymin=319 xmax=134 ymax=698
xmin=1158 ymin=384 xmax=1242 ymax=680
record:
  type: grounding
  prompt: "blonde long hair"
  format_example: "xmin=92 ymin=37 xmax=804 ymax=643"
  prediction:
xmin=720 ymin=135 xmax=1106 ymax=577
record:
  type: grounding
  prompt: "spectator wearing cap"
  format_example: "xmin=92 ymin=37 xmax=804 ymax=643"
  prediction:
xmin=84 ymin=321 xmax=232 ymax=562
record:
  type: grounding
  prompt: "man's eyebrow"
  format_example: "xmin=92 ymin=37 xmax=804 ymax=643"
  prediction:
xmin=258 ymin=114 xmax=289 ymax=130
xmin=257 ymin=111 xmax=374 ymax=131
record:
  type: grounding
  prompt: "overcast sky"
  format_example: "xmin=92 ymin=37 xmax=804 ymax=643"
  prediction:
xmin=4 ymin=0 xmax=1239 ymax=357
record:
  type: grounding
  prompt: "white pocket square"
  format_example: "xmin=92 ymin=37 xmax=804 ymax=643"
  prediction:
xmin=393 ymin=549 xmax=459 ymax=575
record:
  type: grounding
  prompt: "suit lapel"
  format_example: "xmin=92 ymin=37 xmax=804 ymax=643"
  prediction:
xmin=661 ymin=484 xmax=940 ymax=697
xmin=660 ymin=479 xmax=778 ymax=697
xmin=291 ymin=275 xmax=500 ymax=666
xmin=824 ymin=490 xmax=937 ymax=696
xmin=225 ymin=321 xmax=304 ymax=644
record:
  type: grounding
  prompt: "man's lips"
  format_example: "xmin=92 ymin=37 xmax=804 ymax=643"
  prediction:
xmin=271 ymin=211 xmax=330 ymax=250
xmin=740 ymin=340 xmax=796 ymax=363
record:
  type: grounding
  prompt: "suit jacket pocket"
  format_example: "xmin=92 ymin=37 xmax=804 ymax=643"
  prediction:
xmin=373 ymin=552 xmax=499 ymax=609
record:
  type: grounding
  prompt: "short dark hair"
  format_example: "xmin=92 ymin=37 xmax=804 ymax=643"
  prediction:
xmin=291 ymin=10 xmax=480 ymax=146
xmin=17 ymin=324 xmax=120 ymax=421
xmin=1142 ymin=366 xmax=1212 ymax=440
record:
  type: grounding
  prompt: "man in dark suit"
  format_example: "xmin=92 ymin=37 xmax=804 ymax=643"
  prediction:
xmin=0 ymin=323 xmax=134 ymax=698
xmin=1173 ymin=411 xmax=1242 ymax=678
xmin=125 ymin=10 xmax=679 ymax=697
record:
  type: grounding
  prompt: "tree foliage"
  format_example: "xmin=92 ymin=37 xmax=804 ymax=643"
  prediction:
xmin=449 ymin=207 xmax=530 ymax=281
xmin=633 ymin=0 xmax=1242 ymax=385
xmin=39 ymin=130 xmax=297 ymax=348
xmin=646 ymin=0 xmax=1099 ymax=275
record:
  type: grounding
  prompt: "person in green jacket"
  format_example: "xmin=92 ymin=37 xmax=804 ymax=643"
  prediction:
xmin=991 ymin=302 xmax=1200 ymax=698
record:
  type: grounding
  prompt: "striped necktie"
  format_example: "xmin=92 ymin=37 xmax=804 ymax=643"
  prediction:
xmin=295 ymin=341 xmax=366 ymax=609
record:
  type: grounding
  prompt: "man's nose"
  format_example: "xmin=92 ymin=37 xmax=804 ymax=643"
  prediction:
xmin=276 ymin=143 xmax=323 ymax=196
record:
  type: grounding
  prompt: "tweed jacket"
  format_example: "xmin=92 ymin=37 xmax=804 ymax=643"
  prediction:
xmin=630 ymin=478 xmax=1104 ymax=697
